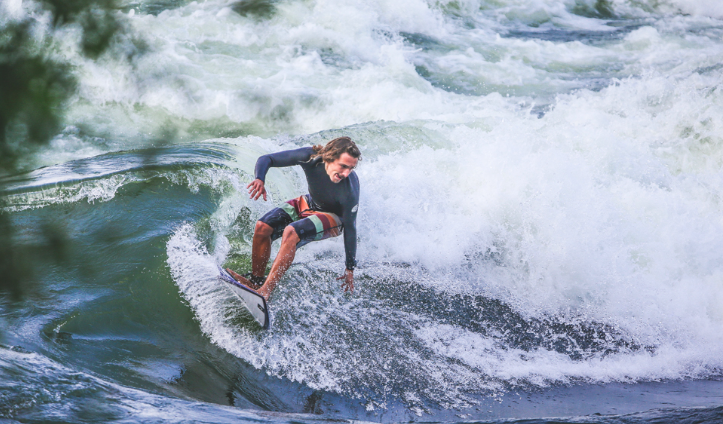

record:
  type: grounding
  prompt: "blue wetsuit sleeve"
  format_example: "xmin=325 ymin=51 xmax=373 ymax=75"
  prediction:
xmin=254 ymin=147 xmax=315 ymax=182
xmin=342 ymin=209 xmax=358 ymax=270
xmin=341 ymin=176 xmax=359 ymax=270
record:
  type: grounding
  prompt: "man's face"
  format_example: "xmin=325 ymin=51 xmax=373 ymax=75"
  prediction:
xmin=325 ymin=153 xmax=358 ymax=183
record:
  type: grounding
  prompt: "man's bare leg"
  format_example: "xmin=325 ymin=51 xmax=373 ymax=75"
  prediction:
xmin=257 ymin=225 xmax=299 ymax=301
xmin=251 ymin=221 xmax=273 ymax=280
xmin=226 ymin=221 xmax=274 ymax=291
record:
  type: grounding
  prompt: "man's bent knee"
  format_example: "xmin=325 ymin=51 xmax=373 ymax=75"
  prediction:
xmin=255 ymin=221 xmax=274 ymax=237
xmin=281 ymin=225 xmax=300 ymax=244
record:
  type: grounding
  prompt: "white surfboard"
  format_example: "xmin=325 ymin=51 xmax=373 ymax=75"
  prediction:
xmin=218 ymin=266 xmax=270 ymax=329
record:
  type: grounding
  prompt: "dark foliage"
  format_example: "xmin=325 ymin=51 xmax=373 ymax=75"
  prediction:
xmin=0 ymin=0 xmax=125 ymax=296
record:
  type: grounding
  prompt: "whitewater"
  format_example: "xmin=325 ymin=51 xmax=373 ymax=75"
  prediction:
xmin=2 ymin=0 xmax=723 ymax=422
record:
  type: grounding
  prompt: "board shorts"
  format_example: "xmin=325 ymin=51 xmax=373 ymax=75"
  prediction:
xmin=258 ymin=194 xmax=343 ymax=248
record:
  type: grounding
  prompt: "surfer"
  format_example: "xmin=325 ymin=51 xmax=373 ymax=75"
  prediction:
xmin=226 ymin=137 xmax=361 ymax=301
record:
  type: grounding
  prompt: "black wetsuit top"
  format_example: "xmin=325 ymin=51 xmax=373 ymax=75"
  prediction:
xmin=254 ymin=147 xmax=360 ymax=270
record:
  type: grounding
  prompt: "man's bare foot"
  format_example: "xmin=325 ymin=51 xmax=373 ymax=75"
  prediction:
xmin=257 ymin=286 xmax=270 ymax=302
xmin=226 ymin=268 xmax=262 ymax=291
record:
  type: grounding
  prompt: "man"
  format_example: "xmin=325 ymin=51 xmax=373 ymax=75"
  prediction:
xmin=226 ymin=137 xmax=361 ymax=301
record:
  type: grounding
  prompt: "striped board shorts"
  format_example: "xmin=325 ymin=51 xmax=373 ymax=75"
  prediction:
xmin=258 ymin=194 xmax=343 ymax=247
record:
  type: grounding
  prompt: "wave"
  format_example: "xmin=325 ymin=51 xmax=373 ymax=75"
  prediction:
xmin=3 ymin=0 xmax=723 ymax=420
xmin=168 ymin=67 xmax=723 ymax=407
xmin=0 ymin=144 xmax=243 ymax=212
xmin=0 ymin=345 xmax=271 ymax=422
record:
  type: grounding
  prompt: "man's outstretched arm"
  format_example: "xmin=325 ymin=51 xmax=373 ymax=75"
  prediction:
xmin=339 ymin=203 xmax=358 ymax=292
xmin=248 ymin=147 xmax=315 ymax=201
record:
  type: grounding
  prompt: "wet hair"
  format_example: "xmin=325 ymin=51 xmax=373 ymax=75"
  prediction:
xmin=311 ymin=137 xmax=361 ymax=163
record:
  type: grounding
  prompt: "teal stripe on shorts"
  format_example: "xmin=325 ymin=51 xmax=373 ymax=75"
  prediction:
xmin=308 ymin=215 xmax=325 ymax=241
xmin=281 ymin=202 xmax=299 ymax=221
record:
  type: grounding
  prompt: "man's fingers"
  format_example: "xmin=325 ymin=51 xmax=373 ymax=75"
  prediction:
xmin=247 ymin=180 xmax=267 ymax=201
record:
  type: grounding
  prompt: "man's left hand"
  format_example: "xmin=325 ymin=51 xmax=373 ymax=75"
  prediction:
xmin=337 ymin=269 xmax=354 ymax=293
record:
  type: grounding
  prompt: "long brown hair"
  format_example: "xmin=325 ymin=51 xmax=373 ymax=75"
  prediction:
xmin=311 ymin=137 xmax=361 ymax=163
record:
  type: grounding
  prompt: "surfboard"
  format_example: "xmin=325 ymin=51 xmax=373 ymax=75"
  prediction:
xmin=218 ymin=266 xmax=270 ymax=329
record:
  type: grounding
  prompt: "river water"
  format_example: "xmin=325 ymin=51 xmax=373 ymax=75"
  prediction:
xmin=2 ymin=0 xmax=723 ymax=422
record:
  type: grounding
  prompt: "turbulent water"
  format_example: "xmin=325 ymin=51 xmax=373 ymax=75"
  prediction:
xmin=3 ymin=0 xmax=723 ymax=422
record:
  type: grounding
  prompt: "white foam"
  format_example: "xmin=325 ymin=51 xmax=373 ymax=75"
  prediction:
xmin=417 ymin=323 xmax=723 ymax=385
xmin=358 ymin=68 xmax=723 ymax=354
xmin=660 ymin=0 xmax=723 ymax=19
xmin=9 ymin=0 xmax=719 ymax=174
xmin=0 ymin=0 xmax=24 ymax=20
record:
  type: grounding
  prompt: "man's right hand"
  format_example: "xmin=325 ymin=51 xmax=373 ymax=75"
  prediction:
xmin=247 ymin=179 xmax=267 ymax=201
